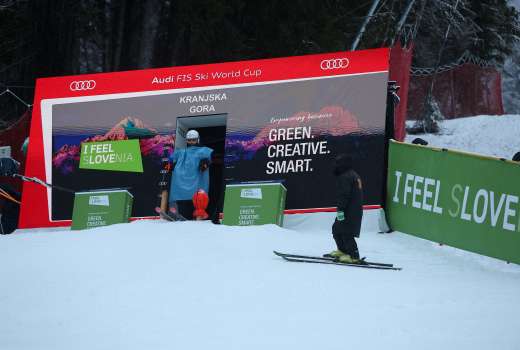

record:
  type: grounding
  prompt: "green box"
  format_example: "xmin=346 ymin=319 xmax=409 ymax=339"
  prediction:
xmin=71 ymin=189 xmax=134 ymax=230
xmin=222 ymin=182 xmax=286 ymax=226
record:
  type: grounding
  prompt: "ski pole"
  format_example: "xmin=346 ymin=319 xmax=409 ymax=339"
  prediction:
xmin=13 ymin=174 xmax=76 ymax=194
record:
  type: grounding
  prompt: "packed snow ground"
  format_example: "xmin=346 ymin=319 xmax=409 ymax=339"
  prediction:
xmin=405 ymin=114 xmax=520 ymax=159
xmin=2 ymin=212 xmax=520 ymax=350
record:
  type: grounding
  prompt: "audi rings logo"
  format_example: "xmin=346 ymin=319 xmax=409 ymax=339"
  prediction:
xmin=69 ymin=80 xmax=96 ymax=91
xmin=320 ymin=58 xmax=349 ymax=70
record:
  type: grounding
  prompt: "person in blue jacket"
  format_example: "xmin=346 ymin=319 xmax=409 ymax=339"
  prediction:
xmin=169 ymin=129 xmax=213 ymax=219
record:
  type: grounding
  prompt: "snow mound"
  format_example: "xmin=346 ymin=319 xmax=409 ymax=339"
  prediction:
xmin=405 ymin=114 xmax=520 ymax=159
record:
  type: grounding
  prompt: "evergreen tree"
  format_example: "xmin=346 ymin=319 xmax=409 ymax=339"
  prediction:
xmin=1 ymin=0 xmax=519 ymax=126
xmin=467 ymin=0 xmax=520 ymax=63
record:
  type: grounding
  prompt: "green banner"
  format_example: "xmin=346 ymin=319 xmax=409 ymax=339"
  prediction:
xmin=79 ymin=140 xmax=143 ymax=172
xmin=387 ymin=140 xmax=520 ymax=264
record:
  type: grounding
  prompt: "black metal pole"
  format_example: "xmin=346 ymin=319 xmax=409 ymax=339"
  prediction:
xmin=382 ymin=81 xmax=400 ymax=210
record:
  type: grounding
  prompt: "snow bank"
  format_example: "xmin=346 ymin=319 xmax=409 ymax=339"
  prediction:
xmin=405 ymin=114 xmax=520 ymax=159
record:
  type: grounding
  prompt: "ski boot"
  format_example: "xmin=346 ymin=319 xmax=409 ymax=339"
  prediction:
xmin=338 ymin=254 xmax=362 ymax=264
xmin=323 ymin=250 xmax=345 ymax=259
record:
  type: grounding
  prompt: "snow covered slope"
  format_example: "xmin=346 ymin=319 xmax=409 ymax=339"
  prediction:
xmin=405 ymin=114 xmax=520 ymax=159
xmin=2 ymin=213 xmax=520 ymax=350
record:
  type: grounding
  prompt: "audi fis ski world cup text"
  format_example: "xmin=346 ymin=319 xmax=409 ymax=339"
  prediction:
xmin=151 ymin=56 xmax=351 ymax=87
xmin=152 ymin=67 xmax=262 ymax=85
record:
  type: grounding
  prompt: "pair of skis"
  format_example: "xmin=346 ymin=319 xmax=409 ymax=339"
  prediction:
xmin=274 ymin=251 xmax=401 ymax=270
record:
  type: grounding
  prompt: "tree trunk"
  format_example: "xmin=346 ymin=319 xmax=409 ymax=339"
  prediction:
xmin=103 ymin=0 xmax=113 ymax=71
xmin=138 ymin=0 xmax=163 ymax=68
xmin=113 ymin=0 xmax=127 ymax=70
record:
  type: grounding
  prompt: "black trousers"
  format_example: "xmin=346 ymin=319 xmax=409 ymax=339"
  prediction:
xmin=332 ymin=220 xmax=359 ymax=259
xmin=333 ymin=233 xmax=359 ymax=259
xmin=332 ymin=221 xmax=359 ymax=259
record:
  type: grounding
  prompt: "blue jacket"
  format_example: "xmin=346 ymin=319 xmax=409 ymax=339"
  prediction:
xmin=169 ymin=146 xmax=213 ymax=202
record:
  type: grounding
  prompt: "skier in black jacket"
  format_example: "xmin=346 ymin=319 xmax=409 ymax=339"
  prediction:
xmin=325 ymin=154 xmax=363 ymax=263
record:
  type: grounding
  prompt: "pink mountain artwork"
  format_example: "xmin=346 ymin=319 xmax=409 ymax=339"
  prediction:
xmin=53 ymin=117 xmax=175 ymax=175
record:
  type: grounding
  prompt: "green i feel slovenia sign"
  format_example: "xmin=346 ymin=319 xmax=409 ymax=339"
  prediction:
xmin=387 ymin=141 xmax=520 ymax=264
xmin=80 ymin=140 xmax=143 ymax=172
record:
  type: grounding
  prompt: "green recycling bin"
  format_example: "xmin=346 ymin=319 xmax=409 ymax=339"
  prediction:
xmin=222 ymin=182 xmax=286 ymax=226
xmin=71 ymin=189 xmax=133 ymax=230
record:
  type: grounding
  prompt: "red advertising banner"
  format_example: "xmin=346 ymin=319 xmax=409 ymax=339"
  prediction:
xmin=21 ymin=48 xmax=390 ymax=228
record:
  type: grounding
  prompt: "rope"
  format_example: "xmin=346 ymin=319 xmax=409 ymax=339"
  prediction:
xmin=0 ymin=87 xmax=32 ymax=107
xmin=410 ymin=50 xmax=496 ymax=76
xmin=0 ymin=188 xmax=20 ymax=205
